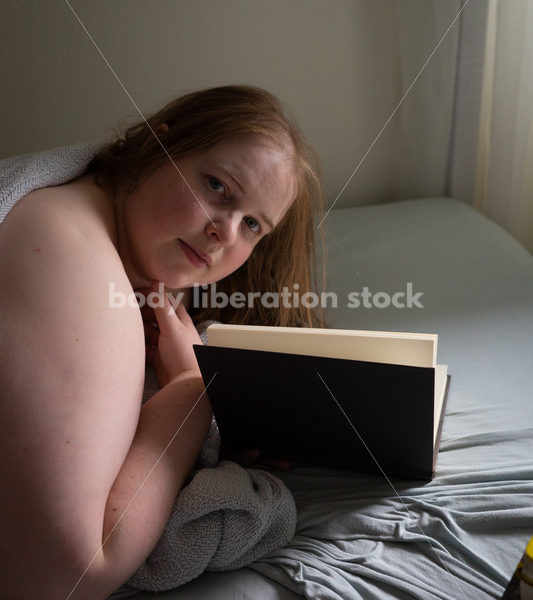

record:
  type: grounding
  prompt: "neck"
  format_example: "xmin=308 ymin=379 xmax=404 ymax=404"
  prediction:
xmin=112 ymin=186 xmax=153 ymax=290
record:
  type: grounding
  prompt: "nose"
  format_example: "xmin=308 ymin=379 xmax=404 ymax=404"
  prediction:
xmin=206 ymin=213 xmax=240 ymax=246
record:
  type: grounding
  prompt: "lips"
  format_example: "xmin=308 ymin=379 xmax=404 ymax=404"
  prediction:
xmin=178 ymin=239 xmax=211 ymax=267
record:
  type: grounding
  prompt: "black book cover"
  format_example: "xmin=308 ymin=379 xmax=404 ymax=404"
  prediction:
xmin=194 ymin=344 xmax=444 ymax=479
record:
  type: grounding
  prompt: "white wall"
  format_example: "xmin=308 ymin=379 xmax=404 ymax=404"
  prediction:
xmin=0 ymin=0 xmax=460 ymax=209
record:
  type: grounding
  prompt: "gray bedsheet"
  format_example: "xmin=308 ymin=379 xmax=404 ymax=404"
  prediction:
xmin=125 ymin=198 xmax=533 ymax=599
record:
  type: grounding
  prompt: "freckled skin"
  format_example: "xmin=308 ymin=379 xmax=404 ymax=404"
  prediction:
xmin=114 ymin=134 xmax=297 ymax=291
xmin=0 ymin=133 xmax=298 ymax=595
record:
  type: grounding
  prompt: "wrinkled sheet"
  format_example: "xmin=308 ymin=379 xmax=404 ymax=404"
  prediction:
xmin=125 ymin=199 xmax=533 ymax=600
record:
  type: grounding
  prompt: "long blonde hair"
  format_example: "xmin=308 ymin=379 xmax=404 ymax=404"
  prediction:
xmin=88 ymin=85 xmax=326 ymax=327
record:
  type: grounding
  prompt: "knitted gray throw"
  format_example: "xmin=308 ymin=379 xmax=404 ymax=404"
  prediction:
xmin=128 ymin=460 xmax=297 ymax=591
xmin=0 ymin=142 xmax=100 ymax=219
xmin=0 ymin=144 xmax=298 ymax=593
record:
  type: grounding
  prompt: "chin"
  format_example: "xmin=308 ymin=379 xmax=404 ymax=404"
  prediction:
xmin=160 ymin=274 xmax=207 ymax=290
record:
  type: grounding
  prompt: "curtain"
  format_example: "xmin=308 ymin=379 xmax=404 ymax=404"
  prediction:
xmin=393 ymin=0 xmax=462 ymax=201
xmin=473 ymin=0 xmax=533 ymax=254
xmin=446 ymin=0 xmax=489 ymax=204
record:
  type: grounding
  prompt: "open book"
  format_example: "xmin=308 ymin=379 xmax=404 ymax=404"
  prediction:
xmin=193 ymin=324 xmax=450 ymax=479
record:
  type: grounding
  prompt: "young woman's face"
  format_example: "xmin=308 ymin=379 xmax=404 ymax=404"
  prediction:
xmin=119 ymin=134 xmax=297 ymax=290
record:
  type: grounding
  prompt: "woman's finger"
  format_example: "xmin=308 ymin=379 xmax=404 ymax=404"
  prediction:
xmin=220 ymin=448 xmax=293 ymax=471
xmin=174 ymin=299 xmax=194 ymax=325
xmin=259 ymin=457 xmax=293 ymax=471
xmin=151 ymin=281 xmax=178 ymax=333
xmin=220 ymin=447 xmax=261 ymax=465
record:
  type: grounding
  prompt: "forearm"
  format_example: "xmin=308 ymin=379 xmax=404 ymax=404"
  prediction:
xmin=84 ymin=371 xmax=212 ymax=597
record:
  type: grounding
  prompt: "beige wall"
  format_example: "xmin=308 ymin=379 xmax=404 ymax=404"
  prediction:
xmin=0 ymin=0 xmax=458 ymax=208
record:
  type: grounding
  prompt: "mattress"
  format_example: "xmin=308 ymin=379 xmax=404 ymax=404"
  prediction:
xmin=117 ymin=198 xmax=533 ymax=600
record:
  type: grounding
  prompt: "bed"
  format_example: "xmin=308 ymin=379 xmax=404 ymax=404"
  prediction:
xmin=115 ymin=197 xmax=533 ymax=600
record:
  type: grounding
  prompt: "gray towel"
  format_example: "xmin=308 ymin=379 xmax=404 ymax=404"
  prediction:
xmin=0 ymin=142 xmax=100 ymax=222
xmin=128 ymin=461 xmax=297 ymax=591
xmin=1 ymin=144 xmax=298 ymax=593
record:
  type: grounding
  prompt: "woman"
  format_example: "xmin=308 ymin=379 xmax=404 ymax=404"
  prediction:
xmin=0 ymin=85 xmax=323 ymax=599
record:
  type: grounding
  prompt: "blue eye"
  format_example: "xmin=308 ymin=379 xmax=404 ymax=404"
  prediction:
xmin=244 ymin=216 xmax=260 ymax=233
xmin=208 ymin=176 xmax=225 ymax=196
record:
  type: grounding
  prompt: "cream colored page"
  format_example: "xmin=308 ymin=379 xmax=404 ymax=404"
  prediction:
xmin=434 ymin=364 xmax=448 ymax=445
xmin=207 ymin=324 xmax=437 ymax=368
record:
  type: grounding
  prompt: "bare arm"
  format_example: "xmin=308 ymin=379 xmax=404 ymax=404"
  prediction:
xmin=86 ymin=294 xmax=213 ymax=598
xmin=0 ymin=194 xmax=211 ymax=600
xmin=86 ymin=371 xmax=212 ymax=597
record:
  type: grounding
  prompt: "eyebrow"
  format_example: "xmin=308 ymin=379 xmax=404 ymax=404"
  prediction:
xmin=259 ymin=212 xmax=275 ymax=231
xmin=220 ymin=166 xmax=245 ymax=194
xmin=219 ymin=166 xmax=275 ymax=231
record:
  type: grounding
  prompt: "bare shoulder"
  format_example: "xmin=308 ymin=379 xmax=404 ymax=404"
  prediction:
xmin=0 ymin=179 xmax=145 ymax=410
xmin=0 ymin=180 xmax=147 ymax=565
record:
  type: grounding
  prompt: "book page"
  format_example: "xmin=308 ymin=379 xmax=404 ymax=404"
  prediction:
xmin=434 ymin=364 xmax=448 ymax=445
xmin=207 ymin=324 xmax=437 ymax=368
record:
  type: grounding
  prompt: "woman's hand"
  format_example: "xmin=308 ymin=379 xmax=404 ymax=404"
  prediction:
xmin=220 ymin=446 xmax=294 ymax=471
xmin=141 ymin=280 xmax=202 ymax=388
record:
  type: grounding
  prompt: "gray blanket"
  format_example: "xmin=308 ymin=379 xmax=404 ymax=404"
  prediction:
xmin=128 ymin=461 xmax=297 ymax=591
xmin=0 ymin=142 xmax=100 ymax=219
xmin=0 ymin=144 xmax=297 ymax=592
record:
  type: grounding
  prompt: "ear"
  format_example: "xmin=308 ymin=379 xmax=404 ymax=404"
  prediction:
xmin=154 ymin=122 xmax=169 ymax=136
xmin=140 ymin=123 xmax=169 ymax=151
